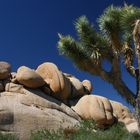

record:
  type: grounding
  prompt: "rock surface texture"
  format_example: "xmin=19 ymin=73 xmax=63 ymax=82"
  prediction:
xmin=36 ymin=62 xmax=71 ymax=100
xmin=36 ymin=63 xmax=90 ymax=100
xmin=1 ymin=83 xmax=80 ymax=140
xmin=16 ymin=66 xmax=45 ymax=88
xmin=72 ymin=95 xmax=114 ymax=127
xmin=72 ymin=95 xmax=139 ymax=132
xmin=110 ymin=100 xmax=139 ymax=133
xmin=0 ymin=61 xmax=138 ymax=139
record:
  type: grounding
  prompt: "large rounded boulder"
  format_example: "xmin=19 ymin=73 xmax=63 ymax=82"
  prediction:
xmin=16 ymin=66 xmax=45 ymax=88
xmin=36 ymin=62 xmax=71 ymax=100
xmin=72 ymin=95 xmax=114 ymax=127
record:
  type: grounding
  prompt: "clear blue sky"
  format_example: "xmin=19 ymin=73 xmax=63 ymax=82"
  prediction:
xmin=0 ymin=0 xmax=139 ymax=109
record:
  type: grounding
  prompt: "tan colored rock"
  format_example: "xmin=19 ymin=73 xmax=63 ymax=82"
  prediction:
xmin=68 ymin=76 xmax=86 ymax=96
xmin=36 ymin=62 xmax=71 ymax=100
xmin=110 ymin=100 xmax=139 ymax=133
xmin=64 ymin=73 xmax=91 ymax=98
xmin=110 ymin=100 xmax=134 ymax=124
xmin=1 ymin=83 xmax=80 ymax=140
xmin=0 ymin=61 xmax=11 ymax=80
xmin=125 ymin=121 xmax=139 ymax=133
xmin=16 ymin=66 xmax=45 ymax=88
xmin=82 ymin=80 xmax=93 ymax=92
xmin=5 ymin=82 xmax=25 ymax=93
xmin=72 ymin=95 xmax=114 ymax=127
xmin=36 ymin=64 xmax=91 ymax=100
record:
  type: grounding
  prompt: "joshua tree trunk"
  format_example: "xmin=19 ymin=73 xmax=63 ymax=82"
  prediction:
xmin=135 ymin=67 xmax=140 ymax=133
xmin=133 ymin=20 xmax=140 ymax=133
xmin=135 ymin=55 xmax=140 ymax=133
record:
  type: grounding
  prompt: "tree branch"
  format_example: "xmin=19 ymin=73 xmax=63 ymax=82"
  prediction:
xmin=111 ymin=77 xmax=136 ymax=106
xmin=84 ymin=62 xmax=136 ymax=106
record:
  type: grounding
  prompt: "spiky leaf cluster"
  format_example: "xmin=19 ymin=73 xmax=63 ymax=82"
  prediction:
xmin=57 ymin=4 xmax=140 ymax=75
xmin=121 ymin=5 xmax=140 ymax=32
xmin=58 ymin=16 xmax=110 ymax=67
xmin=98 ymin=5 xmax=122 ymax=36
xmin=58 ymin=35 xmax=92 ymax=69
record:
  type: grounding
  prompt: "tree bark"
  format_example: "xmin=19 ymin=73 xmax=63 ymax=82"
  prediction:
xmin=112 ymin=78 xmax=136 ymax=106
xmin=133 ymin=19 xmax=140 ymax=133
xmin=88 ymin=64 xmax=136 ymax=106
xmin=102 ymin=75 xmax=136 ymax=106
xmin=135 ymin=67 xmax=140 ymax=133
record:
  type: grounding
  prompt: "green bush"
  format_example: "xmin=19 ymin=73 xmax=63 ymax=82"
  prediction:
xmin=0 ymin=132 xmax=17 ymax=140
xmin=31 ymin=120 xmax=140 ymax=140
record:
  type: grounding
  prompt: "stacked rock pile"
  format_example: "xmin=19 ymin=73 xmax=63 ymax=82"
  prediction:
xmin=13 ymin=62 xmax=92 ymax=102
xmin=0 ymin=61 xmax=138 ymax=140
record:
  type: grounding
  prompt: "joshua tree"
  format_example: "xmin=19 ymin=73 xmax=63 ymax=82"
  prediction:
xmin=133 ymin=19 xmax=140 ymax=131
xmin=57 ymin=4 xmax=140 ymax=130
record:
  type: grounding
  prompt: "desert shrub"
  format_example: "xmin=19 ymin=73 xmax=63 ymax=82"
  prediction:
xmin=31 ymin=120 xmax=140 ymax=140
xmin=30 ymin=129 xmax=66 ymax=140
xmin=0 ymin=132 xmax=17 ymax=140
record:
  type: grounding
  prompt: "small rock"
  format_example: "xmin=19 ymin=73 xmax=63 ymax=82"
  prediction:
xmin=0 ymin=61 xmax=11 ymax=80
xmin=82 ymin=80 xmax=93 ymax=92
xmin=64 ymin=74 xmax=91 ymax=98
xmin=110 ymin=100 xmax=139 ymax=133
xmin=125 ymin=121 xmax=139 ymax=133
xmin=69 ymin=76 xmax=85 ymax=95
xmin=16 ymin=66 xmax=45 ymax=88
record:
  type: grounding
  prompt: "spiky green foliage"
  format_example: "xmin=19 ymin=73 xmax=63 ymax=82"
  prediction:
xmin=76 ymin=16 xmax=111 ymax=62
xmin=121 ymin=5 xmax=140 ymax=33
xmin=120 ymin=5 xmax=140 ymax=44
xmin=58 ymin=16 xmax=110 ymax=66
xmin=57 ymin=4 xmax=140 ymax=106
xmin=75 ymin=16 xmax=108 ymax=49
xmin=58 ymin=35 xmax=91 ymax=69
xmin=98 ymin=5 xmax=140 ymax=43
xmin=98 ymin=5 xmax=121 ymax=36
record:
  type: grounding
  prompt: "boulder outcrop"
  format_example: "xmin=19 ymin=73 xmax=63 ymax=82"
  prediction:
xmin=0 ymin=61 xmax=138 ymax=139
xmin=36 ymin=63 xmax=71 ymax=100
xmin=1 ymin=83 xmax=80 ymax=140
xmin=72 ymin=95 xmax=139 ymax=132
xmin=36 ymin=63 xmax=90 ymax=101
